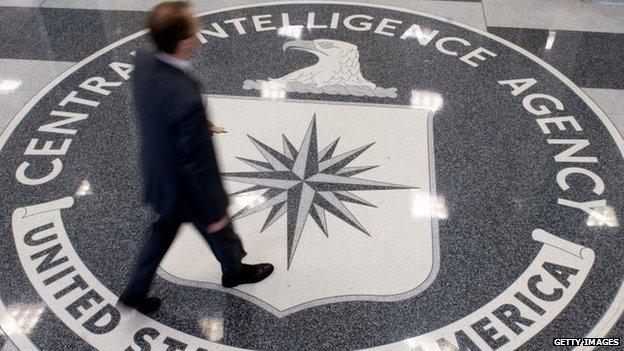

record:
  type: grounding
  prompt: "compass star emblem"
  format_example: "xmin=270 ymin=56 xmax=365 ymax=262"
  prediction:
xmin=223 ymin=116 xmax=415 ymax=267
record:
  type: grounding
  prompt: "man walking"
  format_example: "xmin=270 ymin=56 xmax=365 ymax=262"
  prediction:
xmin=120 ymin=1 xmax=273 ymax=314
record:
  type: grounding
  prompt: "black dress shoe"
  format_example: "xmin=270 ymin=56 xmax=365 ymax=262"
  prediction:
xmin=119 ymin=296 xmax=161 ymax=315
xmin=222 ymin=263 xmax=274 ymax=288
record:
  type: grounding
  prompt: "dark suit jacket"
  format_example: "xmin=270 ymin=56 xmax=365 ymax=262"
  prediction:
xmin=132 ymin=51 xmax=228 ymax=225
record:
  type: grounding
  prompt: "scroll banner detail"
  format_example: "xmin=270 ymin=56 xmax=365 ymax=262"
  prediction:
xmin=372 ymin=229 xmax=595 ymax=351
xmin=12 ymin=197 xmax=238 ymax=350
xmin=12 ymin=198 xmax=594 ymax=351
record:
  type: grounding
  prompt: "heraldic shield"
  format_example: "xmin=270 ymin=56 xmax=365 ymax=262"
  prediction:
xmin=157 ymin=96 xmax=441 ymax=316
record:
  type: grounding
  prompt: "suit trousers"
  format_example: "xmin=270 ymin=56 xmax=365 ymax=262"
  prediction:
xmin=120 ymin=213 xmax=246 ymax=305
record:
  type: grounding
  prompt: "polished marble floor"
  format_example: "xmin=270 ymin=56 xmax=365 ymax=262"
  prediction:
xmin=1 ymin=1 xmax=624 ymax=350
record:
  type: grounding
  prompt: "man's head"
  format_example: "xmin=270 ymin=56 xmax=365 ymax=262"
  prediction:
xmin=147 ymin=1 xmax=201 ymax=59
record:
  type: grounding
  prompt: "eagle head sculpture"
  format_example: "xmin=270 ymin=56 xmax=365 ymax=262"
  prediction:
xmin=271 ymin=39 xmax=377 ymax=89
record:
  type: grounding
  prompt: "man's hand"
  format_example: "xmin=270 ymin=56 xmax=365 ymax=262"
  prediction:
xmin=210 ymin=125 xmax=227 ymax=134
xmin=206 ymin=215 xmax=230 ymax=233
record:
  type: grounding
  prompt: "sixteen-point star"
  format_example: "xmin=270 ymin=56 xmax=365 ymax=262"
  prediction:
xmin=222 ymin=115 xmax=416 ymax=268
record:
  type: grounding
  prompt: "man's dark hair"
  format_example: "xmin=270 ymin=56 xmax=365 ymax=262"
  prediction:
xmin=147 ymin=1 xmax=194 ymax=54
